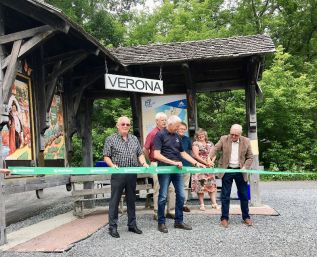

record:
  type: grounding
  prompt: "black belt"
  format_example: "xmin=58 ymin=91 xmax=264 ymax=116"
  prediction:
xmin=228 ymin=167 xmax=240 ymax=169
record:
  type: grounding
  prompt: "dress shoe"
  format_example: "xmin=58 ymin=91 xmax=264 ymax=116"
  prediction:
xmin=220 ymin=219 xmax=229 ymax=228
xmin=243 ymin=218 xmax=253 ymax=226
xmin=109 ymin=228 xmax=120 ymax=238
xmin=128 ymin=226 xmax=143 ymax=234
xmin=183 ymin=206 xmax=191 ymax=212
xmin=165 ymin=213 xmax=175 ymax=219
xmin=158 ymin=223 xmax=168 ymax=233
xmin=174 ymin=222 xmax=192 ymax=230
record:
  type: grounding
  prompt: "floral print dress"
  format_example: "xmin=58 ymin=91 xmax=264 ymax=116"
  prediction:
xmin=191 ymin=141 xmax=217 ymax=193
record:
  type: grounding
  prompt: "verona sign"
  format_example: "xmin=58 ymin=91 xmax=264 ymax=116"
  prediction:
xmin=105 ymin=74 xmax=164 ymax=95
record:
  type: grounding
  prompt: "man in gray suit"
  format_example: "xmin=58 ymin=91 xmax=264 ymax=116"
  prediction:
xmin=209 ymin=124 xmax=253 ymax=228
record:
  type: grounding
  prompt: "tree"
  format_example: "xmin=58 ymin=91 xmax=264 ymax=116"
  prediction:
xmin=257 ymin=47 xmax=317 ymax=171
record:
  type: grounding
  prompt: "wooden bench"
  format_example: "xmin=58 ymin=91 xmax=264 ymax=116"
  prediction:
xmin=70 ymin=174 xmax=153 ymax=218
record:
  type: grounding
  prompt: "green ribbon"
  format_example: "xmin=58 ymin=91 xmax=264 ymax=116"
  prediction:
xmin=8 ymin=166 xmax=314 ymax=176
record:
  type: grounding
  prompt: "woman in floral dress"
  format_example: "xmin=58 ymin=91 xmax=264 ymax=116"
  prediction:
xmin=191 ymin=128 xmax=219 ymax=210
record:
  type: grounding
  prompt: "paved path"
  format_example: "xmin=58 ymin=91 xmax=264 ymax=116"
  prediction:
xmin=2 ymin=181 xmax=317 ymax=257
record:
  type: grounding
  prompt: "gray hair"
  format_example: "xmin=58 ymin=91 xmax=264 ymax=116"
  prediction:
xmin=155 ymin=112 xmax=167 ymax=120
xmin=194 ymin=128 xmax=208 ymax=142
xmin=116 ymin=116 xmax=130 ymax=125
xmin=167 ymin=115 xmax=181 ymax=125
xmin=230 ymin=124 xmax=243 ymax=133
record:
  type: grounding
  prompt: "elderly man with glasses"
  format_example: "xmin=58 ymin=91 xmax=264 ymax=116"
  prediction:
xmin=153 ymin=115 xmax=205 ymax=233
xmin=103 ymin=116 xmax=149 ymax=238
xmin=209 ymin=124 xmax=254 ymax=228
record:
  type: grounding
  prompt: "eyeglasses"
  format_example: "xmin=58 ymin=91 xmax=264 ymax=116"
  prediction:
xmin=120 ymin=123 xmax=131 ymax=127
xmin=230 ymin=134 xmax=239 ymax=137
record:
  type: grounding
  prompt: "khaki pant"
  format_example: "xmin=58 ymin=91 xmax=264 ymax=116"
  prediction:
xmin=183 ymin=173 xmax=191 ymax=206
xmin=151 ymin=162 xmax=175 ymax=214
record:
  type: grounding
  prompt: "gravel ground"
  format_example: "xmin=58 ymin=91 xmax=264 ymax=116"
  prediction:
xmin=2 ymin=181 xmax=317 ymax=257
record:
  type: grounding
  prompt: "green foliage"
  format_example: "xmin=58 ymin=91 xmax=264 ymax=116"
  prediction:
xmin=197 ymin=91 xmax=246 ymax=143
xmin=70 ymin=98 xmax=131 ymax=166
xmin=45 ymin=0 xmax=137 ymax=46
xmin=126 ymin=0 xmax=226 ymax=45
xmin=258 ymin=46 xmax=317 ymax=172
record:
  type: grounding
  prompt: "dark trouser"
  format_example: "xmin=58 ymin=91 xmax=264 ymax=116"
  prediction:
xmin=221 ymin=171 xmax=250 ymax=221
xmin=108 ymin=174 xmax=137 ymax=229
xmin=157 ymin=173 xmax=184 ymax=225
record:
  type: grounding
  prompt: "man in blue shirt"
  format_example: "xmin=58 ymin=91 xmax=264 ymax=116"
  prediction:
xmin=177 ymin=122 xmax=192 ymax=212
xmin=153 ymin=115 xmax=205 ymax=233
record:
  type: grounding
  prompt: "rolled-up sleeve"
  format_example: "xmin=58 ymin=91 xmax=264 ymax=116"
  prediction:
xmin=135 ymin=138 xmax=143 ymax=157
xmin=103 ymin=137 xmax=112 ymax=157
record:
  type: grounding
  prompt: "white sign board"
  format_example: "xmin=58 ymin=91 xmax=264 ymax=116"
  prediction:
xmin=105 ymin=74 xmax=164 ymax=94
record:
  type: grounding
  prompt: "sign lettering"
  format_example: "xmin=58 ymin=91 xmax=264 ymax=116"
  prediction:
xmin=105 ymin=74 xmax=163 ymax=94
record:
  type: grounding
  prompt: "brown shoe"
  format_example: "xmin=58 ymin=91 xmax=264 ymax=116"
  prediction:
xmin=165 ymin=213 xmax=175 ymax=219
xmin=174 ymin=222 xmax=192 ymax=230
xmin=158 ymin=223 xmax=168 ymax=233
xmin=243 ymin=218 xmax=253 ymax=226
xmin=183 ymin=206 xmax=191 ymax=212
xmin=220 ymin=219 xmax=229 ymax=228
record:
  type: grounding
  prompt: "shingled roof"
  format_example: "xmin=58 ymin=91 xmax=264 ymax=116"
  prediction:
xmin=111 ymin=34 xmax=275 ymax=66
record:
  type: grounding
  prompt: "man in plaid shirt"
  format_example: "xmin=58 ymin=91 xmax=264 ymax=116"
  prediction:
xmin=103 ymin=116 xmax=149 ymax=238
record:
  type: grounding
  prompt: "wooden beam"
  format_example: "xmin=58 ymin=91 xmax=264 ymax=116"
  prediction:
xmin=1 ymin=30 xmax=55 ymax=69
xmin=245 ymin=56 xmax=262 ymax=207
xmin=0 ymin=25 xmax=51 ymax=45
xmin=45 ymin=60 xmax=62 ymax=113
xmin=195 ymin=79 xmax=246 ymax=92
xmin=0 ymin=0 xmax=70 ymax=33
xmin=73 ymin=72 xmax=103 ymax=115
xmin=3 ymin=175 xmax=71 ymax=194
xmin=182 ymin=63 xmax=197 ymax=132
xmin=0 ymin=5 xmax=7 ymax=246
xmin=77 ymin=98 xmax=95 ymax=208
xmin=0 ymin=174 xmax=6 ymax=245
xmin=46 ymin=53 xmax=88 ymax=85
xmin=2 ymin=39 xmax=22 ymax=103
xmin=44 ymin=49 xmax=86 ymax=65
xmin=37 ymin=46 xmax=49 ymax=135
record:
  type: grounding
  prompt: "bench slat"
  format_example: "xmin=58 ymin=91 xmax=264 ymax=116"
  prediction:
xmin=72 ymin=187 xmax=111 ymax=196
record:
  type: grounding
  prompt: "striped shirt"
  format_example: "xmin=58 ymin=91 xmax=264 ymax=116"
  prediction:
xmin=103 ymin=133 xmax=142 ymax=167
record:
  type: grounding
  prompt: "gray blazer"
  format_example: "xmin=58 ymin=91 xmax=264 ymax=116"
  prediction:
xmin=209 ymin=135 xmax=254 ymax=182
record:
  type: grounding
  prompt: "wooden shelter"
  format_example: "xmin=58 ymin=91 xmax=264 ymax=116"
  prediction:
xmin=0 ymin=0 xmax=124 ymax=245
xmin=110 ymin=35 xmax=275 ymax=210
xmin=0 ymin=0 xmax=275 ymax=246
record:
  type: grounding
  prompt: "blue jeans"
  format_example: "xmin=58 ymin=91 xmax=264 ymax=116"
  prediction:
xmin=221 ymin=172 xmax=250 ymax=221
xmin=158 ymin=173 xmax=185 ymax=224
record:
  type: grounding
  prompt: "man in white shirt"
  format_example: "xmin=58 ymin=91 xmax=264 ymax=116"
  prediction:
xmin=209 ymin=124 xmax=254 ymax=228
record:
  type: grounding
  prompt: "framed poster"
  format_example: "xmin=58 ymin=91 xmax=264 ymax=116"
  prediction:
xmin=141 ymin=94 xmax=188 ymax=143
xmin=44 ymin=94 xmax=65 ymax=160
xmin=1 ymin=74 xmax=34 ymax=160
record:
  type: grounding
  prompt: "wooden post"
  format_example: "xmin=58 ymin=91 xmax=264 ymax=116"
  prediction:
xmin=0 ymin=4 xmax=7 ymax=245
xmin=78 ymin=98 xmax=94 ymax=208
xmin=130 ymin=93 xmax=141 ymax=139
xmin=62 ymin=72 xmax=75 ymax=168
xmin=182 ymin=63 xmax=198 ymax=136
xmin=246 ymin=56 xmax=261 ymax=207
xmin=0 ymin=173 xmax=5 ymax=245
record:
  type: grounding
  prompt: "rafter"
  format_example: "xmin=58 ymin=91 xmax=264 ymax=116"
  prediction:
xmin=0 ymin=25 xmax=51 ymax=45
xmin=2 ymin=40 xmax=22 ymax=103
xmin=1 ymin=30 xmax=55 ymax=70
